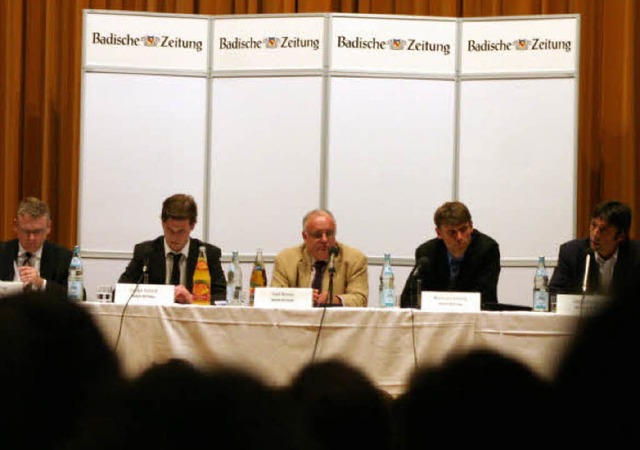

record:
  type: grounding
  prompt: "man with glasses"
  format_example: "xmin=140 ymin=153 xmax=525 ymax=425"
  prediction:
xmin=271 ymin=208 xmax=368 ymax=306
xmin=0 ymin=197 xmax=72 ymax=291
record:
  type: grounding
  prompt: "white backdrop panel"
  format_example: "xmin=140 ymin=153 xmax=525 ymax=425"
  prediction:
xmin=458 ymin=78 xmax=576 ymax=260
xmin=209 ymin=77 xmax=323 ymax=256
xmin=327 ymin=77 xmax=455 ymax=259
xmin=80 ymin=73 xmax=207 ymax=253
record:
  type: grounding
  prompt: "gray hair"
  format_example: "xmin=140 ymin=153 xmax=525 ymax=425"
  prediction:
xmin=16 ymin=197 xmax=51 ymax=221
xmin=302 ymin=209 xmax=335 ymax=230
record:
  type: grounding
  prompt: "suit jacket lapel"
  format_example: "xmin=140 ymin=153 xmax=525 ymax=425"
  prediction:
xmin=39 ymin=241 xmax=55 ymax=280
xmin=185 ymin=239 xmax=199 ymax=291
xmin=1 ymin=240 xmax=19 ymax=280
xmin=150 ymin=237 xmax=167 ymax=285
xmin=297 ymin=245 xmax=312 ymax=288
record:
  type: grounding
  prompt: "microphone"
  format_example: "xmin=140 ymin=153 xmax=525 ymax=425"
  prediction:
xmin=412 ymin=257 xmax=429 ymax=309
xmin=581 ymin=251 xmax=591 ymax=294
xmin=326 ymin=246 xmax=340 ymax=307
xmin=328 ymin=246 xmax=339 ymax=273
xmin=18 ymin=252 xmax=34 ymax=291
xmin=411 ymin=257 xmax=429 ymax=278
xmin=142 ymin=257 xmax=149 ymax=284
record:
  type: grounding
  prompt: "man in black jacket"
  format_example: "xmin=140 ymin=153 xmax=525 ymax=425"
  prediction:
xmin=400 ymin=201 xmax=500 ymax=309
xmin=118 ymin=193 xmax=226 ymax=304
xmin=0 ymin=197 xmax=72 ymax=293
xmin=549 ymin=200 xmax=640 ymax=297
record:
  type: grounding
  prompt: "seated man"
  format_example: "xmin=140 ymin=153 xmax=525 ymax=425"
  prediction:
xmin=271 ymin=209 xmax=368 ymax=307
xmin=549 ymin=200 xmax=640 ymax=297
xmin=400 ymin=201 xmax=500 ymax=308
xmin=0 ymin=197 xmax=72 ymax=292
xmin=118 ymin=193 xmax=226 ymax=304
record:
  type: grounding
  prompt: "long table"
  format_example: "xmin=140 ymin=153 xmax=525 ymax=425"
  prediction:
xmin=83 ymin=303 xmax=581 ymax=396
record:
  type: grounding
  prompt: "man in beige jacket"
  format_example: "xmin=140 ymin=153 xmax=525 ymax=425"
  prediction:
xmin=271 ymin=209 xmax=368 ymax=307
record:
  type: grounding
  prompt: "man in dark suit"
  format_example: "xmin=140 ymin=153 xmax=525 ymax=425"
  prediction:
xmin=400 ymin=201 xmax=500 ymax=309
xmin=0 ymin=197 xmax=72 ymax=292
xmin=549 ymin=200 xmax=640 ymax=297
xmin=118 ymin=193 xmax=226 ymax=304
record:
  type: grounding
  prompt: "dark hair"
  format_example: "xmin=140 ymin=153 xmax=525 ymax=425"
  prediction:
xmin=395 ymin=348 xmax=553 ymax=448
xmin=0 ymin=290 xmax=122 ymax=449
xmin=288 ymin=359 xmax=392 ymax=450
xmin=591 ymin=200 xmax=632 ymax=238
xmin=97 ymin=360 xmax=310 ymax=450
xmin=433 ymin=201 xmax=472 ymax=228
xmin=161 ymin=193 xmax=198 ymax=224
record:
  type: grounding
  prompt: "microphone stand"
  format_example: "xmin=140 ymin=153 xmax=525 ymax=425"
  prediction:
xmin=579 ymin=253 xmax=591 ymax=318
xmin=142 ymin=258 xmax=149 ymax=284
xmin=328 ymin=265 xmax=336 ymax=307
xmin=414 ymin=277 xmax=421 ymax=310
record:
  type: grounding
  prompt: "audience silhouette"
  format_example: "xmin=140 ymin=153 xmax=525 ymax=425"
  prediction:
xmin=286 ymin=358 xmax=393 ymax=450
xmin=0 ymin=290 xmax=123 ymax=449
xmin=68 ymin=358 xmax=313 ymax=450
xmin=393 ymin=348 xmax=554 ymax=449
xmin=554 ymin=283 xmax=640 ymax=444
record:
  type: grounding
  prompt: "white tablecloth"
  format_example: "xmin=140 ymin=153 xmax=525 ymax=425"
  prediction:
xmin=83 ymin=303 xmax=580 ymax=396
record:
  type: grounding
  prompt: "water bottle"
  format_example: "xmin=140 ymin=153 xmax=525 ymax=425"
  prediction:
xmin=532 ymin=256 xmax=550 ymax=312
xmin=227 ymin=251 xmax=244 ymax=305
xmin=67 ymin=245 xmax=84 ymax=301
xmin=249 ymin=248 xmax=267 ymax=307
xmin=192 ymin=246 xmax=211 ymax=305
xmin=379 ymin=253 xmax=396 ymax=308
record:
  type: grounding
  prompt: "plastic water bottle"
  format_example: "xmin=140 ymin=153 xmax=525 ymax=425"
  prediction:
xmin=532 ymin=256 xmax=550 ymax=312
xmin=379 ymin=253 xmax=395 ymax=308
xmin=227 ymin=251 xmax=244 ymax=305
xmin=67 ymin=245 xmax=84 ymax=301
xmin=249 ymin=248 xmax=267 ymax=307
xmin=192 ymin=246 xmax=211 ymax=305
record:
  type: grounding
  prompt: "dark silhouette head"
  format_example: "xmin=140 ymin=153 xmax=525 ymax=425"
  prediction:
xmin=394 ymin=348 xmax=553 ymax=449
xmin=287 ymin=358 xmax=393 ymax=450
xmin=77 ymin=358 xmax=312 ymax=450
xmin=0 ymin=290 xmax=122 ymax=449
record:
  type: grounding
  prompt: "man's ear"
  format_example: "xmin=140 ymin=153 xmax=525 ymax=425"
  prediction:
xmin=435 ymin=226 xmax=442 ymax=239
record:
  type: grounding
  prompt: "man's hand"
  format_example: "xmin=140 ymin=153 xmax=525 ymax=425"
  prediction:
xmin=17 ymin=266 xmax=44 ymax=289
xmin=174 ymin=285 xmax=193 ymax=304
xmin=313 ymin=290 xmax=341 ymax=306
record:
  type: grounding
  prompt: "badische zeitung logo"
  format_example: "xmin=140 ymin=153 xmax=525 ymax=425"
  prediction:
xmin=92 ymin=32 xmax=204 ymax=52
xmin=336 ymin=35 xmax=451 ymax=55
xmin=467 ymin=37 xmax=572 ymax=52
xmin=218 ymin=36 xmax=321 ymax=50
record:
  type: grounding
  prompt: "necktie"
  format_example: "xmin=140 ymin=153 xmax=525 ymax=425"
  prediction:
xmin=312 ymin=260 xmax=327 ymax=292
xmin=170 ymin=252 xmax=182 ymax=286
xmin=450 ymin=259 xmax=460 ymax=280
xmin=23 ymin=252 xmax=34 ymax=267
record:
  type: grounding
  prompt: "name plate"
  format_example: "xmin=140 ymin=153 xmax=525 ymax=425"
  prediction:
xmin=421 ymin=291 xmax=481 ymax=312
xmin=114 ymin=283 xmax=175 ymax=305
xmin=555 ymin=294 xmax=609 ymax=316
xmin=253 ymin=287 xmax=313 ymax=309
xmin=0 ymin=281 xmax=24 ymax=298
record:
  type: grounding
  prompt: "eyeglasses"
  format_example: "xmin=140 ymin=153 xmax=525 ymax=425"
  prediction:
xmin=17 ymin=227 xmax=48 ymax=236
xmin=308 ymin=230 xmax=335 ymax=239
